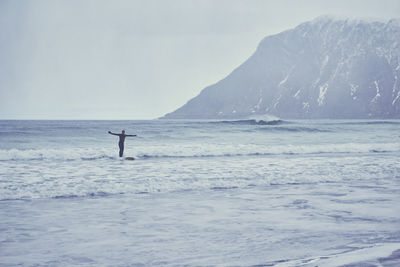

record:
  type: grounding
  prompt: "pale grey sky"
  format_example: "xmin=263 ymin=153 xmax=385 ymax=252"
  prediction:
xmin=1 ymin=0 xmax=399 ymax=119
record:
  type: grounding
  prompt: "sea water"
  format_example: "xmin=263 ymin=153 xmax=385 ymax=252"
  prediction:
xmin=0 ymin=119 xmax=399 ymax=266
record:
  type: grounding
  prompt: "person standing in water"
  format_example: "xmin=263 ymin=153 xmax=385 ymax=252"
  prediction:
xmin=108 ymin=130 xmax=137 ymax=157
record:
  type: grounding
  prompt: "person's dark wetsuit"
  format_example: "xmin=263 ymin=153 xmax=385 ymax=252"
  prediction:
xmin=108 ymin=130 xmax=137 ymax=157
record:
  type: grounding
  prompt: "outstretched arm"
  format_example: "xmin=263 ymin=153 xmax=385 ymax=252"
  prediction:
xmin=126 ymin=134 xmax=137 ymax=137
xmin=108 ymin=131 xmax=119 ymax=136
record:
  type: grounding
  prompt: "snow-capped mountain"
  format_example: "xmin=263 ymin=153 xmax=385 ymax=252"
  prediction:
xmin=163 ymin=16 xmax=400 ymax=119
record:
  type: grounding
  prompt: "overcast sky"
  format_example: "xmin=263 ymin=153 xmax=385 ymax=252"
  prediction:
xmin=1 ymin=0 xmax=399 ymax=119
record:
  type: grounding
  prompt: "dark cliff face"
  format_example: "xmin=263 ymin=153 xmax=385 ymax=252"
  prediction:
xmin=163 ymin=17 xmax=400 ymax=119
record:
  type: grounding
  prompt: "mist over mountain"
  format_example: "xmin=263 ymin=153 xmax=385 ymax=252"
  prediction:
xmin=163 ymin=16 xmax=400 ymax=119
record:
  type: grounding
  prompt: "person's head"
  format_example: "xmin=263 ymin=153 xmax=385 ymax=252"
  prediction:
xmin=122 ymin=130 xmax=125 ymax=134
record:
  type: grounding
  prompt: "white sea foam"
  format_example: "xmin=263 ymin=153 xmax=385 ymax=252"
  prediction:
xmin=0 ymin=148 xmax=113 ymax=161
xmin=1 ymin=141 xmax=398 ymax=162
xmin=308 ymin=243 xmax=400 ymax=267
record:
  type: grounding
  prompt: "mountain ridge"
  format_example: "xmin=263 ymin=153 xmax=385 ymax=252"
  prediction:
xmin=163 ymin=16 xmax=400 ymax=119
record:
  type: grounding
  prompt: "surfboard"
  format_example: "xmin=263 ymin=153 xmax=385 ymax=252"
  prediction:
xmin=125 ymin=157 xmax=135 ymax=160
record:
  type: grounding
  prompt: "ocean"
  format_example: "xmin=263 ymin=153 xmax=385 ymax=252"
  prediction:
xmin=1 ymin=119 xmax=400 ymax=266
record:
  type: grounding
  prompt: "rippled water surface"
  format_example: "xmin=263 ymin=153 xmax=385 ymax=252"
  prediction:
xmin=1 ymin=119 xmax=400 ymax=266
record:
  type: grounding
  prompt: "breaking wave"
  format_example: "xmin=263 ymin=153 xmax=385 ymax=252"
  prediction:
xmin=209 ymin=114 xmax=286 ymax=126
xmin=214 ymin=119 xmax=286 ymax=126
xmin=0 ymin=148 xmax=115 ymax=161
xmin=1 ymin=142 xmax=399 ymax=162
xmin=258 ymin=126 xmax=330 ymax=132
xmin=136 ymin=143 xmax=399 ymax=159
